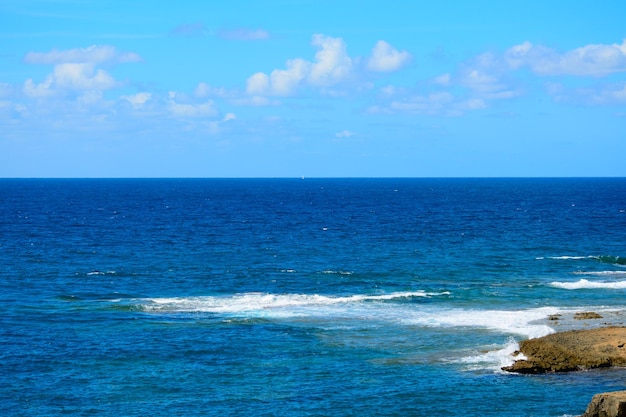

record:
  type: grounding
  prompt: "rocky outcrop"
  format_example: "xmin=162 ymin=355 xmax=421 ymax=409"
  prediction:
xmin=502 ymin=326 xmax=626 ymax=374
xmin=581 ymin=391 xmax=626 ymax=417
xmin=575 ymin=312 xmax=604 ymax=320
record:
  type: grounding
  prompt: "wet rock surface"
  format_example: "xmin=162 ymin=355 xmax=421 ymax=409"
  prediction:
xmin=502 ymin=327 xmax=626 ymax=374
xmin=581 ymin=391 xmax=626 ymax=417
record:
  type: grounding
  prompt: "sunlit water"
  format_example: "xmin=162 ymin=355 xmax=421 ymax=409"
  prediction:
xmin=2 ymin=178 xmax=625 ymax=416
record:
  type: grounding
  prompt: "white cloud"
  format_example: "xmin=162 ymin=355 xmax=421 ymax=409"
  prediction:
xmin=376 ymin=88 xmax=493 ymax=116
xmin=505 ymin=39 xmax=626 ymax=76
xmin=459 ymin=68 xmax=504 ymax=92
xmin=366 ymin=40 xmax=411 ymax=72
xmin=428 ymin=39 xmax=626 ymax=113
xmin=0 ymin=101 xmax=29 ymax=118
xmin=390 ymin=92 xmax=455 ymax=114
xmin=194 ymin=82 xmax=233 ymax=98
xmin=505 ymin=41 xmax=535 ymax=69
xmin=23 ymin=77 xmax=54 ymax=98
xmin=452 ymin=51 xmax=523 ymax=102
xmin=547 ymin=81 xmax=626 ymax=105
xmin=245 ymin=34 xmax=352 ymax=96
xmin=450 ymin=39 xmax=626 ymax=110
xmin=121 ymin=92 xmax=152 ymax=109
xmin=456 ymin=98 xmax=487 ymax=110
xmin=433 ymin=73 xmax=451 ymax=86
xmin=167 ymin=92 xmax=218 ymax=118
xmin=231 ymin=95 xmax=278 ymax=107
xmin=222 ymin=113 xmax=236 ymax=122
xmin=457 ymin=52 xmax=509 ymax=93
xmin=217 ymin=28 xmax=270 ymax=41
xmin=24 ymin=45 xmax=141 ymax=65
xmin=243 ymin=35 xmax=415 ymax=98
xmin=610 ymin=83 xmax=626 ymax=101
xmin=589 ymin=83 xmax=626 ymax=104
xmin=308 ymin=34 xmax=353 ymax=86
xmin=366 ymin=105 xmax=393 ymax=115
xmin=53 ymin=63 xmax=117 ymax=90
xmin=77 ymin=90 xmax=104 ymax=107
xmin=335 ymin=130 xmax=357 ymax=138
xmin=20 ymin=46 xmax=142 ymax=100
xmin=23 ymin=63 xmax=118 ymax=98
xmin=206 ymin=112 xmax=237 ymax=135
xmin=380 ymin=85 xmax=400 ymax=96
xmin=270 ymin=58 xmax=310 ymax=95
xmin=0 ymin=82 xmax=13 ymax=98
xmin=246 ymin=72 xmax=270 ymax=95
xmin=168 ymin=101 xmax=218 ymax=118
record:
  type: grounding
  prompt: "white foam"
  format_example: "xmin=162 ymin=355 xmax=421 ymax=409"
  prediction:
xmin=134 ymin=292 xmax=563 ymax=340
xmin=573 ymin=270 xmax=626 ymax=276
xmin=541 ymin=256 xmax=594 ymax=260
xmin=456 ymin=337 xmax=525 ymax=371
xmin=130 ymin=292 xmax=586 ymax=373
xmin=540 ymin=255 xmax=626 ymax=266
xmin=139 ymin=291 xmax=446 ymax=314
xmin=399 ymin=306 xmax=558 ymax=339
xmin=550 ymin=279 xmax=626 ymax=290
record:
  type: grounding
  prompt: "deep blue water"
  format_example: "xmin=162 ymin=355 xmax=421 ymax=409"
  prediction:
xmin=1 ymin=178 xmax=626 ymax=416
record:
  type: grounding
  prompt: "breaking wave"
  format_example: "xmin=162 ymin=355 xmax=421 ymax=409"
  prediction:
xmin=550 ymin=279 xmax=626 ymax=290
xmin=596 ymin=255 xmax=626 ymax=266
xmin=454 ymin=337 xmax=525 ymax=372
xmin=573 ymin=270 xmax=626 ymax=276
xmin=136 ymin=291 xmax=447 ymax=314
xmin=539 ymin=255 xmax=626 ymax=265
xmin=124 ymin=292 xmax=561 ymax=340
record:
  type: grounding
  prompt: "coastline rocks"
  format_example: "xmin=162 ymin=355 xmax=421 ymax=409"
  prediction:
xmin=502 ymin=327 xmax=626 ymax=374
xmin=581 ymin=391 xmax=626 ymax=417
xmin=575 ymin=312 xmax=604 ymax=320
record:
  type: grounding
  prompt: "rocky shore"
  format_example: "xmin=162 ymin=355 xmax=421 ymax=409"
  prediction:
xmin=501 ymin=319 xmax=626 ymax=416
xmin=502 ymin=326 xmax=626 ymax=374
xmin=581 ymin=391 xmax=626 ymax=417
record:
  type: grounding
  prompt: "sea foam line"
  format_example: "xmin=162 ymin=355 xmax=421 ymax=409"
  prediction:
xmin=537 ymin=256 xmax=594 ymax=260
xmin=132 ymin=292 xmax=564 ymax=340
xmin=538 ymin=255 xmax=626 ymax=266
xmin=550 ymin=279 xmax=626 ymax=290
xmin=130 ymin=293 xmax=590 ymax=371
xmin=399 ymin=306 xmax=558 ymax=339
xmin=454 ymin=337 xmax=526 ymax=372
xmin=138 ymin=291 xmax=448 ymax=313
xmin=573 ymin=270 xmax=626 ymax=276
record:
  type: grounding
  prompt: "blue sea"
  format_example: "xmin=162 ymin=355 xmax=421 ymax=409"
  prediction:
xmin=2 ymin=178 xmax=626 ymax=416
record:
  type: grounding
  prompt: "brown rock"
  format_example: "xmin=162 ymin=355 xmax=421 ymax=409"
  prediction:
xmin=502 ymin=327 xmax=626 ymax=374
xmin=581 ymin=391 xmax=626 ymax=417
xmin=575 ymin=312 xmax=604 ymax=320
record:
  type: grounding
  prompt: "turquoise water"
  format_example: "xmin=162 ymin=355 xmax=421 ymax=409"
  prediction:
xmin=1 ymin=178 xmax=626 ymax=416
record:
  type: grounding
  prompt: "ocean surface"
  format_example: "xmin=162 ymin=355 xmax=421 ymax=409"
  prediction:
xmin=1 ymin=178 xmax=626 ymax=416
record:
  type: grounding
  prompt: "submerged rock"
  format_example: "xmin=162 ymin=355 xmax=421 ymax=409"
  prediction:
xmin=575 ymin=312 xmax=604 ymax=320
xmin=581 ymin=391 xmax=626 ymax=417
xmin=502 ymin=326 xmax=626 ymax=374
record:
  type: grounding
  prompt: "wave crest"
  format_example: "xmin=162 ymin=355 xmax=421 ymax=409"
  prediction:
xmin=550 ymin=279 xmax=626 ymax=290
xmin=125 ymin=293 xmax=565 ymax=340
xmin=539 ymin=255 xmax=626 ymax=265
xmin=138 ymin=291 xmax=448 ymax=313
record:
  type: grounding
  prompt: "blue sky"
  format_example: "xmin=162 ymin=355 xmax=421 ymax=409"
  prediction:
xmin=1 ymin=0 xmax=625 ymax=177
